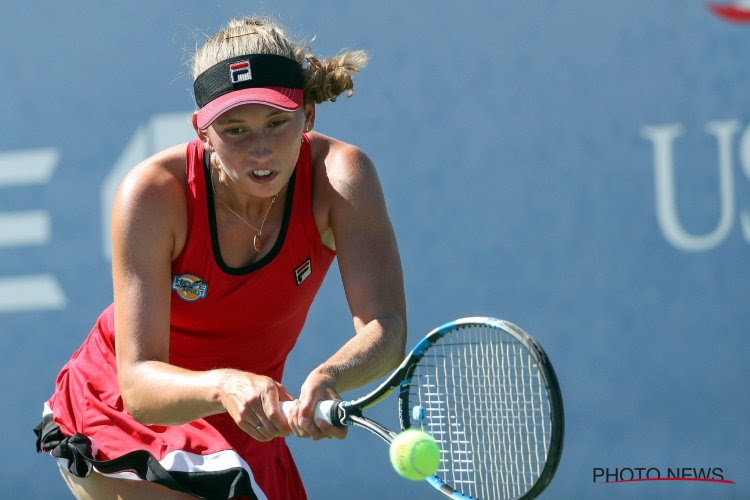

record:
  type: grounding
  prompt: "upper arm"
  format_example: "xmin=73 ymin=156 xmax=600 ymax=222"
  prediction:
xmin=327 ymin=145 xmax=406 ymax=333
xmin=112 ymin=154 xmax=186 ymax=384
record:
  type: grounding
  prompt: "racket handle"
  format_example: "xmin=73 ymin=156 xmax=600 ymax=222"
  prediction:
xmin=281 ymin=399 xmax=339 ymax=425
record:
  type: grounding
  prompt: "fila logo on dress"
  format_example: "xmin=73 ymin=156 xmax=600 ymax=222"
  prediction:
xmin=294 ymin=259 xmax=312 ymax=286
xmin=230 ymin=61 xmax=251 ymax=83
xmin=172 ymin=274 xmax=208 ymax=301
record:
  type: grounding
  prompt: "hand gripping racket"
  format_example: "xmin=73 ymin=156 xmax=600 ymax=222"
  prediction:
xmin=282 ymin=317 xmax=564 ymax=500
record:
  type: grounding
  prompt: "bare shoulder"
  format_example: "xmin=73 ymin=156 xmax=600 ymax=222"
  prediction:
xmin=308 ymin=133 xmax=384 ymax=250
xmin=114 ymin=143 xmax=190 ymax=258
xmin=118 ymin=143 xmax=188 ymax=200
xmin=309 ymin=132 xmax=378 ymax=200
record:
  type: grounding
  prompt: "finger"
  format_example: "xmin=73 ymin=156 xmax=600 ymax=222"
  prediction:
xmin=296 ymin=407 xmax=324 ymax=440
xmin=295 ymin=408 xmax=324 ymax=440
xmin=285 ymin=402 xmax=306 ymax=438
xmin=298 ymin=393 xmax=341 ymax=439
xmin=260 ymin=387 xmax=291 ymax=435
xmin=277 ymin=383 xmax=295 ymax=403
xmin=233 ymin=397 xmax=265 ymax=434
xmin=316 ymin=419 xmax=348 ymax=440
xmin=302 ymin=422 xmax=326 ymax=440
xmin=282 ymin=399 xmax=303 ymax=436
xmin=252 ymin=405 xmax=285 ymax=439
xmin=237 ymin=411 xmax=272 ymax=442
xmin=299 ymin=411 xmax=328 ymax=440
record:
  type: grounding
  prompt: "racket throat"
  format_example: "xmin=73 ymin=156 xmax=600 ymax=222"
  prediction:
xmin=346 ymin=414 xmax=397 ymax=445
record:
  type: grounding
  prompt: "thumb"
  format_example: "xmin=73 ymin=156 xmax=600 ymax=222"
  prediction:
xmin=277 ymin=383 xmax=295 ymax=402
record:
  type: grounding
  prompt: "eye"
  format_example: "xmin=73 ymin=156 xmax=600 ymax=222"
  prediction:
xmin=225 ymin=127 xmax=246 ymax=136
xmin=268 ymin=118 xmax=289 ymax=129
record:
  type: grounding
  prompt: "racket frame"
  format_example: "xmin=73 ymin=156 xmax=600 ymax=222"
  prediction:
xmin=399 ymin=317 xmax=564 ymax=499
xmin=322 ymin=317 xmax=564 ymax=499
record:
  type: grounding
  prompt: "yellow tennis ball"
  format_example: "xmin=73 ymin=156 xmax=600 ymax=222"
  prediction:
xmin=389 ymin=429 xmax=441 ymax=480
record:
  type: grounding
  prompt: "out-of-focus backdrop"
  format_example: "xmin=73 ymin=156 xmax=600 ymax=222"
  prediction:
xmin=2 ymin=1 xmax=748 ymax=498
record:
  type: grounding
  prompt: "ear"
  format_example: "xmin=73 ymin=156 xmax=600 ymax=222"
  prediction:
xmin=303 ymin=103 xmax=316 ymax=133
xmin=192 ymin=112 xmax=212 ymax=150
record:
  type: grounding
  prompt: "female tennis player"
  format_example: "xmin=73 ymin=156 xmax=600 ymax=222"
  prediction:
xmin=35 ymin=16 xmax=406 ymax=499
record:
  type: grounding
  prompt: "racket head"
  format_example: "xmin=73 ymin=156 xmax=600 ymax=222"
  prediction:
xmin=397 ymin=317 xmax=564 ymax=500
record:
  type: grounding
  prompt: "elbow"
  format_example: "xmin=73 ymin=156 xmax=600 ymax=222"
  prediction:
xmin=384 ymin=314 xmax=407 ymax=370
xmin=118 ymin=367 xmax=154 ymax=425
xmin=119 ymin=382 xmax=145 ymax=424
xmin=122 ymin=393 xmax=158 ymax=426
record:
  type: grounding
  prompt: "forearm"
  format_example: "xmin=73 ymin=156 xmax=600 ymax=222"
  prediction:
xmin=119 ymin=360 xmax=228 ymax=425
xmin=315 ymin=315 xmax=407 ymax=394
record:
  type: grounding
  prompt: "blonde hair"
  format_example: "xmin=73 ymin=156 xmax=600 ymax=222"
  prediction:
xmin=192 ymin=16 xmax=368 ymax=104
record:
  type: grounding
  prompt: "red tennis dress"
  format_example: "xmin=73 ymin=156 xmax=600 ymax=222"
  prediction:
xmin=35 ymin=136 xmax=336 ymax=499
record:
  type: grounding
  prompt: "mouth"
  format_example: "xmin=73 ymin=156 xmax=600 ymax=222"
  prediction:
xmin=249 ymin=169 xmax=278 ymax=183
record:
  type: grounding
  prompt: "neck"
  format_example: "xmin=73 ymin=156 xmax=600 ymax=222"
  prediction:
xmin=210 ymin=156 xmax=278 ymax=221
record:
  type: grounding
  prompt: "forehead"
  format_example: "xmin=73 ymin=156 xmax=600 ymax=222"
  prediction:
xmin=214 ymin=105 xmax=299 ymax=125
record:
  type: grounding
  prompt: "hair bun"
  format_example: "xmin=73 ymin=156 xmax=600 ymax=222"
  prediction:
xmin=301 ymin=50 xmax=369 ymax=104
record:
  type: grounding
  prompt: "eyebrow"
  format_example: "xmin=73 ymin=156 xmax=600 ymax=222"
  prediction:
xmin=216 ymin=109 xmax=289 ymax=125
xmin=218 ymin=118 xmax=246 ymax=125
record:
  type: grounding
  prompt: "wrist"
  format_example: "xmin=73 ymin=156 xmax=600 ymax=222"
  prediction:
xmin=210 ymin=368 xmax=236 ymax=409
xmin=310 ymin=364 xmax=338 ymax=387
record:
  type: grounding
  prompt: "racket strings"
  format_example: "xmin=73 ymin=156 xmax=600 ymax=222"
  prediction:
xmin=409 ymin=325 xmax=552 ymax=500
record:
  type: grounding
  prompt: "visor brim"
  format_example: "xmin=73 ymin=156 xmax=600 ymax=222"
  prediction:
xmin=196 ymin=87 xmax=303 ymax=129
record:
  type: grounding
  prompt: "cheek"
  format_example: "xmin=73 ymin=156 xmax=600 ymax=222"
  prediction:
xmin=211 ymin=147 xmax=242 ymax=170
xmin=285 ymin=135 xmax=303 ymax=159
xmin=274 ymin=129 xmax=304 ymax=162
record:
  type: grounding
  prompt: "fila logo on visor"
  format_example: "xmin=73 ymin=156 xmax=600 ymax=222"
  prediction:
xmin=294 ymin=258 xmax=312 ymax=285
xmin=230 ymin=60 xmax=252 ymax=83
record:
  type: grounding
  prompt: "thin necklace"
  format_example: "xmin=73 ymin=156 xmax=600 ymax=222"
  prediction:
xmin=212 ymin=175 xmax=278 ymax=253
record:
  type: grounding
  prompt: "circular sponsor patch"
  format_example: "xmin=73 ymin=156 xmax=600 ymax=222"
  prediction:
xmin=172 ymin=274 xmax=208 ymax=301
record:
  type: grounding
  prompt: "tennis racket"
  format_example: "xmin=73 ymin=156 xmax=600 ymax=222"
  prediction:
xmin=282 ymin=317 xmax=564 ymax=500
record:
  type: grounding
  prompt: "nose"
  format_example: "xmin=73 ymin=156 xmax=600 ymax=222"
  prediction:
xmin=245 ymin=135 xmax=273 ymax=161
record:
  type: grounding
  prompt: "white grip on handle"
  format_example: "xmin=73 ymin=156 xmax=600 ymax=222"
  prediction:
xmin=281 ymin=399 xmax=336 ymax=425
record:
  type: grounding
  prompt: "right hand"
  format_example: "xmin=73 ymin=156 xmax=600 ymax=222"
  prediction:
xmin=286 ymin=369 xmax=347 ymax=441
xmin=218 ymin=369 xmax=294 ymax=442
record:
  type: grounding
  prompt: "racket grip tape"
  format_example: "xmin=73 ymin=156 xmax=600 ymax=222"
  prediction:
xmin=280 ymin=399 xmax=340 ymax=426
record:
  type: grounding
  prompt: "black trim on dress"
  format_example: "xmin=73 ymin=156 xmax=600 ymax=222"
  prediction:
xmin=34 ymin=412 xmax=259 ymax=500
xmin=204 ymin=150 xmax=296 ymax=276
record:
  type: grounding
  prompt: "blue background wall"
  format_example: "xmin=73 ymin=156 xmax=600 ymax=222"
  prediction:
xmin=2 ymin=1 xmax=748 ymax=498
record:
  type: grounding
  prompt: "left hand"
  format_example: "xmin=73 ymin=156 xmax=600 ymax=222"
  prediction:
xmin=287 ymin=369 xmax=348 ymax=440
